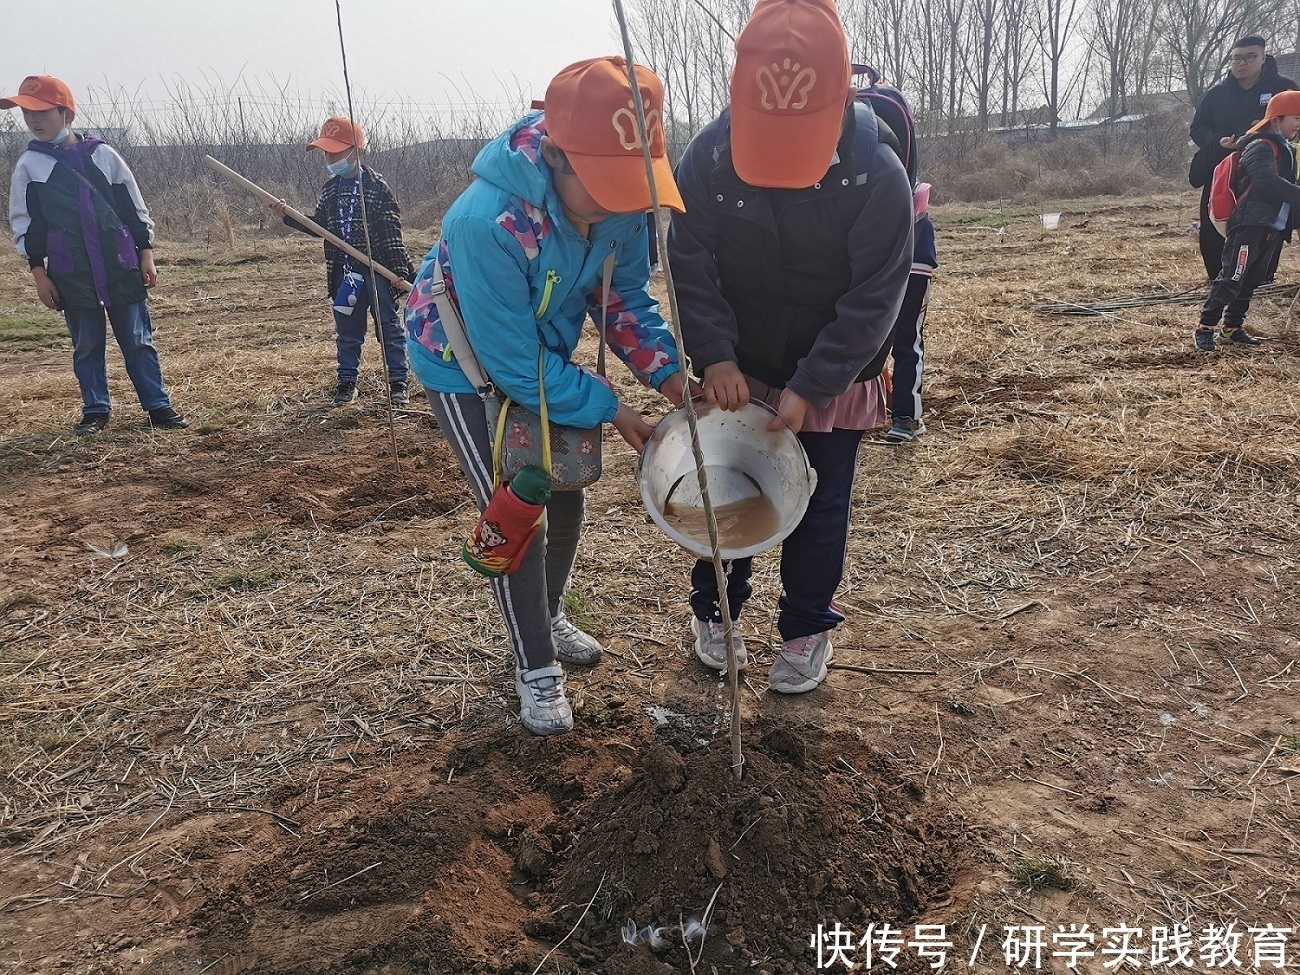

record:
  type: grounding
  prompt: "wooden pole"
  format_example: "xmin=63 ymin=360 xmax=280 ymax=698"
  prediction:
xmin=202 ymin=154 xmax=411 ymax=294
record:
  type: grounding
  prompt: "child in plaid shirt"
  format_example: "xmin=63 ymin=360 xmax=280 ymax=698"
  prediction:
xmin=270 ymin=118 xmax=414 ymax=406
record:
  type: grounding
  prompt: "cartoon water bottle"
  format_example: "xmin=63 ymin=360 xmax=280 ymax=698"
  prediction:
xmin=463 ymin=464 xmax=551 ymax=577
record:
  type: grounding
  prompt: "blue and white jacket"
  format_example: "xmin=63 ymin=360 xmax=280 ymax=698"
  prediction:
xmin=404 ymin=112 xmax=680 ymax=429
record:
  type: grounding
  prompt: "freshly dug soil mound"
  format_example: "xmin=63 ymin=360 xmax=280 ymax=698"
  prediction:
xmin=172 ymin=710 xmax=968 ymax=975
xmin=532 ymin=723 xmax=966 ymax=973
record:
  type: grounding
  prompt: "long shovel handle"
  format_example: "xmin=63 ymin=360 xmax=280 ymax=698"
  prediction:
xmin=203 ymin=154 xmax=412 ymax=294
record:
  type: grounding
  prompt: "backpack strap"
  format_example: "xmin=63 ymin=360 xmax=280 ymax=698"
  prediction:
xmin=850 ymin=100 xmax=881 ymax=186
xmin=1238 ymin=138 xmax=1282 ymax=197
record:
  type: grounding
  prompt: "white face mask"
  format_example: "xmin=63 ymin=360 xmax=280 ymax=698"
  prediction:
xmin=43 ymin=127 xmax=71 ymax=145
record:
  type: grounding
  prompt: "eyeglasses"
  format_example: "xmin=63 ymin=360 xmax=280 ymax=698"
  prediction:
xmin=1230 ymin=53 xmax=1261 ymax=64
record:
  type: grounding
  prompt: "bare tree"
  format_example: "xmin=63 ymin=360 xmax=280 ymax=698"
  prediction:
xmin=1000 ymin=0 xmax=1038 ymax=127
xmin=942 ymin=0 xmax=972 ymax=121
xmin=1034 ymin=0 xmax=1084 ymax=131
xmin=842 ymin=0 xmax=916 ymax=95
xmin=962 ymin=0 xmax=1004 ymax=126
xmin=1129 ymin=2 xmax=1173 ymax=101
xmin=626 ymin=0 xmax=749 ymax=140
xmin=1091 ymin=0 xmax=1135 ymax=115
xmin=1161 ymin=0 xmax=1293 ymax=101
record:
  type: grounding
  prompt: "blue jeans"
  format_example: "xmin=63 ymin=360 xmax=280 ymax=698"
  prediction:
xmin=63 ymin=300 xmax=171 ymax=415
xmin=333 ymin=275 xmax=408 ymax=384
xmin=691 ymin=427 xmax=865 ymax=641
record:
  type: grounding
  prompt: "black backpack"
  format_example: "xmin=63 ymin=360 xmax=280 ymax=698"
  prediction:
xmin=853 ymin=64 xmax=920 ymax=186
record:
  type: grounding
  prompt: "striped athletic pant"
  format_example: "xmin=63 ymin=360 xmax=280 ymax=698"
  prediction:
xmin=427 ymin=389 xmax=584 ymax=673
xmin=888 ymin=265 xmax=933 ymax=423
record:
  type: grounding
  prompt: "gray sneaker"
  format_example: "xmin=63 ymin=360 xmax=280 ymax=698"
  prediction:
xmin=768 ymin=631 xmax=834 ymax=694
xmin=691 ymin=617 xmax=748 ymax=671
xmin=514 ymin=664 xmax=573 ymax=736
xmin=885 ymin=417 xmax=926 ymax=443
xmin=552 ymin=612 xmax=603 ymax=665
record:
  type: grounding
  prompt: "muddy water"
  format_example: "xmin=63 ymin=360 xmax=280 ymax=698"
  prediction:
xmin=663 ymin=493 xmax=783 ymax=550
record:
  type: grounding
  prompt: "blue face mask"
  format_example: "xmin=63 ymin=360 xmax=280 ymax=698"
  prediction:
xmin=326 ymin=158 xmax=358 ymax=177
xmin=43 ymin=127 xmax=71 ymax=145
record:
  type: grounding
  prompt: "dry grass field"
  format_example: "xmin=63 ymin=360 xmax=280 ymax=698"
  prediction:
xmin=2 ymin=191 xmax=1300 ymax=974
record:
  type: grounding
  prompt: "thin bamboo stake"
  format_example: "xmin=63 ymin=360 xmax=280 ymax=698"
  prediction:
xmin=333 ymin=0 xmax=400 ymax=473
xmin=611 ymin=0 xmax=744 ymax=780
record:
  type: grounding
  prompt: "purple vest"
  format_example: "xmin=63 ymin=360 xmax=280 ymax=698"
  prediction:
xmin=28 ymin=135 xmax=117 ymax=306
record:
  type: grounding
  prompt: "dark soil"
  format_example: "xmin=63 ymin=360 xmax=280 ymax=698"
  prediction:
xmin=166 ymin=716 xmax=969 ymax=975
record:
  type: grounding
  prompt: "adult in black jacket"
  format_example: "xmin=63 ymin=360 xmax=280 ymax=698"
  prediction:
xmin=1189 ymin=35 xmax=1297 ymax=279
xmin=668 ymin=0 xmax=914 ymax=695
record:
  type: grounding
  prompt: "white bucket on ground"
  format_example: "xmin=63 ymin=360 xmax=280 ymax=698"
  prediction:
xmin=638 ymin=400 xmax=817 ymax=560
xmin=1041 ymin=212 xmax=1062 ymax=230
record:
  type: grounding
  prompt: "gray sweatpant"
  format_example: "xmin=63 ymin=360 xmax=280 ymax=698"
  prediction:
xmin=427 ymin=389 xmax=584 ymax=673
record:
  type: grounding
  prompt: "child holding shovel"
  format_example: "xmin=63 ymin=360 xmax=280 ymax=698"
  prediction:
xmin=268 ymin=118 xmax=414 ymax=406
xmin=403 ymin=57 xmax=688 ymax=735
xmin=4 ymin=75 xmax=187 ymax=435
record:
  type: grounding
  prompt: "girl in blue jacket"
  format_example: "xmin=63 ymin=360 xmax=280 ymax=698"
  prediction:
xmin=404 ymin=58 xmax=686 ymax=735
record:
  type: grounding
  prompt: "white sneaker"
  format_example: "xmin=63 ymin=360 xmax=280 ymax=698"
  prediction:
xmin=768 ymin=632 xmax=833 ymax=694
xmin=691 ymin=617 xmax=748 ymax=672
xmin=515 ymin=664 xmax=573 ymax=735
xmin=551 ymin=612 xmax=603 ymax=665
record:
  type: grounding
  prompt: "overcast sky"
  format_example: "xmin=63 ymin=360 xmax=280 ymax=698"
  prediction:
xmin=2 ymin=1 xmax=625 ymax=124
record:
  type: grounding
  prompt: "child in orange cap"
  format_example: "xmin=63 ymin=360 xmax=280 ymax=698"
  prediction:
xmin=4 ymin=75 xmax=187 ymax=435
xmin=403 ymin=57 xmax=687 ymax=735
xmin=1196 ymin=89 xmax=1300 ymax=350
xmin=668 ymin=0 xmax=917 ymax=694
xmin=268 ymin=118 xmax=414 ymax=406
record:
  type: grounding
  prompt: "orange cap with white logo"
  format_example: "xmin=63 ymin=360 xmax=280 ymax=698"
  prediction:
xmin=541 ymin=57 xmax=684 ymax=214
xmin=0 ymin=75 xmax=76 ymax=118
xmin=729 ymin=0 xmax=852 ymax=189
xmin=307 ymin=117 xmax=365 ymax=153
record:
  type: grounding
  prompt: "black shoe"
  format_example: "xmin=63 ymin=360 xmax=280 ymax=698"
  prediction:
xmin=74 ymin=413 xmax=110 ymax=436
xmin=147 ymin=406 xmax=188 ymax=430
xmin=333 ymin=381 xmax=359 ymax=406
xmin=1222 ymin=327 xmax=1261 ymax=346
xmin=389 ymin=381 xmax=410 ymax=407
xmin=1193 ymin=328 xmax=1216 ymax=352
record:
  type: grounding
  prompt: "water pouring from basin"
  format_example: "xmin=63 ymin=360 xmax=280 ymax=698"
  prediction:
xmin=638 ymin=401 xmax=817 ymax=560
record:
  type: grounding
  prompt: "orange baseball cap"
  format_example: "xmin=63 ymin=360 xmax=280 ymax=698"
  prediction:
xmin=541 ymin=57 xmax=684 ymax=214
xmin=0 ymin=75 xmax=76 ymax=117
xmin=1246 ymin=89 xmax=1300 ymax=133
xmin=729 ymin=0 xmax=852 ymax=189
xmin=307 ymin=117 xmax=365 ymax=153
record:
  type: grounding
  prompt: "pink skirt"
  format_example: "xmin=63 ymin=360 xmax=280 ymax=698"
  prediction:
xmin=745 ymin=374 xmax=889 ymax=434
